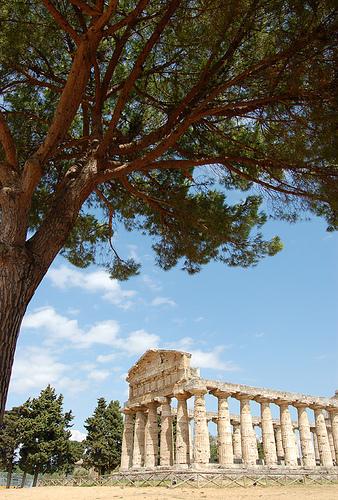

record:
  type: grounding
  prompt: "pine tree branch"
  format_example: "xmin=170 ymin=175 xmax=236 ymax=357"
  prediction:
xmin=69 ymin=1 xmax=101 ymax=17
xmin=95 ymin=0 xmax=104 ymax=13
xmin=120 ymin=157 xmax=326 ymax=200
xmin=94 ymin=187 xmax=115 ymax=251
xmin=0 ymin=112 xmax=17 ymax=168
xmin=97 ymin=0 xmax=181 ymax=157
xmin=91 ymin=0 xmax=119 ymax=31
xmin=119 ymin=175 xmax=173 ymax=219
xmin=42 ymin=0 xmax=81 ymax=44
xmin=34 ymin=35 xmax=101 ymax=165
xmin=104 ymin=0 xmax=150 ymax=36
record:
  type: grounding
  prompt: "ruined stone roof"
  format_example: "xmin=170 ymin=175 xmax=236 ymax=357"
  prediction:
xmin=127 ymin=349 xmax=191 ymax=378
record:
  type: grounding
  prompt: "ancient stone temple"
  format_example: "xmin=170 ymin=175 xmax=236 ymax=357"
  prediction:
xmin=120 ymin=349 xmax=338 ymax=470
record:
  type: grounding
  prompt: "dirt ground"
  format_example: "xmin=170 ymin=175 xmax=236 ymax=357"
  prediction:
xmin=1 ymin=485 xmax=338 ymax=500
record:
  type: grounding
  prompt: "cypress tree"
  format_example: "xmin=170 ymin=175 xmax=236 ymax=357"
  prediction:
xmin=19 ymin=385 xmax=73 ymax=486
xmin=0 ymin=406 xmax=22 ymax=488
xmin=84 ymin=398 xmax=123 ymax=475
xmin=69 ymin=440 xmax=86 ymax=464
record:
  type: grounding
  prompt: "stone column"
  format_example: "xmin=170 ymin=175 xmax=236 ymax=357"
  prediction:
xmin=232 ymin=421 xmax=242 ymax=460
xmin=253 ymin=424 xmax=259 ymax=461
xmin=277 ymin=401 xmax=298 ymax=467
xmin=191 ymin=387 xmax=210 ymax=467
xmin=160 ymin=397 xmax=173 ymax=467
xmin=294 ymin=426 xmax=301 ymax=463
xmin=120 ymin=409 xmax=134 ymax=470
xmin=256 ymin=398 xmax=277 ymax=466
xmin=328 ymin=427 xmax=335 ymax=463
xmin=144 ymin=401 xmax=159 ymax=468
xmin=214 ymin=391 xmax=233 ymax=466
xmin=175 ymin=394 xmax=190 ymax=466
xmin=189 ymin=418 xmax=194 ymax=462
xmin=312 ymin=406 xmax=333 ymax=467
xmin=132 ymin=409 xmax=146 ymax=468
xmin=311 ymin=428 xmax=320 ymax=463
xmin=239 ymin=395 xmax=257 ymax=466
xmin=328 ymin=410 xmax=338 ymax=463
xmin=273 ymin=424 xmax=284 ymax=461
xmin=295 ymin=404 xmax=316 ymax=468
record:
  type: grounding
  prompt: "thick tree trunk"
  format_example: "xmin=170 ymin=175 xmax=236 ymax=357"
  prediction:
xmin=0 ymin=158 xmax=98 ymax=423
xmin=0 ymin=249 xmax=42 ymax=423
xmin=20 ymin=470 xmax=27 ymax=488
xmin=6 ymin=463 xmax=13 ymax=489
xmin=32 ymin=468 xmax=39 ymax=487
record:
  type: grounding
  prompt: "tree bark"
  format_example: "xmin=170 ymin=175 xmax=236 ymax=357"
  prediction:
xmin=32 ymin=468 xmax=39 ymax=487
xmin=6 ymin=463 xmax=13 ymax=489
xmin=0 ymin=158 xmax=98 ymax=423
xmin=0 ymin=247 xmax=43 ymax=423
xmin=20 ymin=470 xmax=27 ymax=488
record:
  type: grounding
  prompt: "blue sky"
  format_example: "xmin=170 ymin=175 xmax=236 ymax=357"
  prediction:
xmin=6 ymin=213 xmax=338 ymax=440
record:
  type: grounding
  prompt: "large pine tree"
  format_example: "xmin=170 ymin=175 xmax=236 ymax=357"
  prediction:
xmin=84 ymin=398 xmax=123 ymax=475
xmin=19 ymin=385 xmax=73 ymax=486
xmin=0 ymin=1 xmax=337 ymax=420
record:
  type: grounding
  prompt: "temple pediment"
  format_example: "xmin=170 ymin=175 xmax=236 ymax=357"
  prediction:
xmin=126 ymin=349 xmax=198 ymax=403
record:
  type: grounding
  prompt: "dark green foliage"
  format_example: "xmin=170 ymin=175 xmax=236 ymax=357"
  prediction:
xmin=107 ymin=257 xmax=141 ymax=281
xmin=209 ymin=434 xmax=218 ymax=463
xmin=0 ymin=407 xmax=22 ymax=487
xmin=0 ymin=0 xmax=337 ymax=281
xmin=62 ymin=440 xmax=86 ymax=473
xmin=257 ymin=440 xmax=264 ymax=460
xmin=69 ymin=440 xmax=86 ymax=464
xmin=84 ymin=398 xmax=123 ymax=475
xmin=18 ymin=386 xmax=73 ymax=485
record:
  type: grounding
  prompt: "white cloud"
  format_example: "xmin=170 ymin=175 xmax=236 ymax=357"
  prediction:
xmin=87 ymin=369 xmax=110 ymax=381
xmin=9 ymin=347 xmax=87 ymax=394
xmin=10 ymin=347 xmax=67 ymax=393
xmin=127 ymin=244 xmax=141 ymax=262
xmin=151 ymin=296 xmax=176 ymax=307
xmin=21 ymin=306 xmax=236 ymax=386
xmin=22 ymin=307 xmax=159 ymax=359
xmin=48 ymin=265 xmax=136 ymax=309
xmin=142 ymin=274 xmax=162 ymax=292
xmin=58 ymin=376 xmax=88 ymax=394
xmin=71 ymin=429 xmax=86 ymax=442
xmin=22 ymin=307 xmax=83 ymax=344
xmin=83 ymin=321 xmax=120 ymax=348
xmin=254 ymin=332 xmax=265 ymax=338
xmin=194 ymin=316 xmax=204 ymax=323
xmin=190 ymin=347 xmax=239 ymax=372
xmin=96 ymin=353 xmax=117 ymax=363
xmin=22 ymin=307 xmax=120 ymax=349
xmin=124 ymin=330 xmax=160 ymax=356
xmin=165 ymin=336 xmax=194 ymax=351
xmin=79 ymin=363 xmax=96 ymax=372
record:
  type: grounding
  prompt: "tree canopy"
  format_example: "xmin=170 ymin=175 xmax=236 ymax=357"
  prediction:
xmin=0 ymin=0 xmax=337 ymax=420
xmin=84 ymin=398 xmax=123 ymax=474
xmin=1 ymin=0 xmax=337 ymax=278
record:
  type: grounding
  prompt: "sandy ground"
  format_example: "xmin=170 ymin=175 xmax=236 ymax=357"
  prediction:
xmin=1 ymin=485 xmax=338 ymax=500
